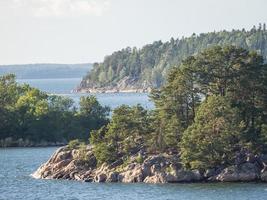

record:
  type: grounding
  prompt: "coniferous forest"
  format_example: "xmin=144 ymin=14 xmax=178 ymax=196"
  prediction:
xmin=80 ymin=25 xmax=267 ymax=91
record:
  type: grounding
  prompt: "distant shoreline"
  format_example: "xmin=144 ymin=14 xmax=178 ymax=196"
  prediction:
xmin=0 ymin=138 xmax=67 ymax=148
xmin=74 ymin=88 xmax=152 ymax=94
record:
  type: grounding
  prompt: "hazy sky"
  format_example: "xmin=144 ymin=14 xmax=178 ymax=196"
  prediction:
xmin=1 ymin=0 xmax=267 ymax=65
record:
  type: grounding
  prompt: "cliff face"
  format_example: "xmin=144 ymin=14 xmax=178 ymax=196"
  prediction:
xmin=77 ymin=27 xmax=267 ymax=93
xmin=32 ymin=146 xmax=267 ymax=183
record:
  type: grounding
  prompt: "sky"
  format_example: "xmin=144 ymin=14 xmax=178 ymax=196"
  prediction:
xmin=0 ymin=0 xmax=267 ymax=65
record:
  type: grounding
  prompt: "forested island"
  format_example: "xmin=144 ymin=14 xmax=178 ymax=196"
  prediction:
xmin=78 ymin=24 xmax=267 ymax=93
xmin=34 ymin=46 xmax=267 ymax=184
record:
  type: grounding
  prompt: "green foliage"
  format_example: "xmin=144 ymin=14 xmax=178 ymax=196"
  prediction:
xmin=92 ymin=142 xmax=116 ymax=165
xmin=260 ymin=124 xmax=267 ymax=151
xmin=81 ymin=26 xmax=267 ymax=90
xmin=76 ymin=143 xmax=89 ymax=162
xmin=68 ymin=139 xmax=82 ymax=149
xmin=180 ymin=96 xmax=244 ymax=170
xmin=68 ymin=140 xmax=89 ymax=162
xmin=150 ymin=45 xmax=267 ymax=155
xmin=135 ymin=154 xmax=144 ymax=164
xmin=180 ymin=46 xmax=267 ymax=152
xmin=149 ymin=64 xmax=200 ymax=151
xmin=0 ymin=75 xmax=110 ymax=146
xmin=90 ymin=104 xmax=152 ymax=164
xmin=75 ymin=96 xmax=110 ymax=140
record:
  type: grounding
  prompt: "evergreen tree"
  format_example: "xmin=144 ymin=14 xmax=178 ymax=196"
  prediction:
xmin=180 ymin=96 xmax=244 ymax=170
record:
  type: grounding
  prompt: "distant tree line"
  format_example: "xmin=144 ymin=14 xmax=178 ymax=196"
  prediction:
xmin=0 ymin=63 xmax=92 ymax=79
xmin=80 ymin=24 xmax=267 ymax=90
xmin=0 ymin=74 xmax=109 ymax=147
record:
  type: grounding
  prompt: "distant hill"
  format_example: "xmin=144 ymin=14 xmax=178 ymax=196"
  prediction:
xmin=0 ymin=63 xmax=92 ymax=79
xmin=78 ymin=24 xmax=267 ymax=93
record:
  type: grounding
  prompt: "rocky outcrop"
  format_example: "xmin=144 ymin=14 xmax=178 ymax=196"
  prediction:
xmin=32 ymin=146 xmax=267 ymax=184
xmin=76 ymin=76 xmax=152 ymax=93
xmin=215 ymin=163 xmax=260 ymax=182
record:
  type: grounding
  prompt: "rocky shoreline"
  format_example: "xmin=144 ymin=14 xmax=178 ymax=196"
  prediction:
xmin=32 ymin=146 xmax=267 ymax=183
xmin=74 ymin=87 xmax=151 ymax=94
xmin=75 ymin=76 xmax=153 ymax=93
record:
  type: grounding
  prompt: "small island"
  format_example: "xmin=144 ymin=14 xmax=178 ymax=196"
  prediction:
xmin=33 ymin=46 xmax=267 ymax=183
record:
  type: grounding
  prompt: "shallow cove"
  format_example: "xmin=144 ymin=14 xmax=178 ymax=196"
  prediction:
xmin=0 ymin=147 xmax=267 ymax=200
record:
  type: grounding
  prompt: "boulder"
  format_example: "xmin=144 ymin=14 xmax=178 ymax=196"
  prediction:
xmin=169 ymin=163 xmax=183 ymax=171
xmin=119 ymin=165 xmax=144 ymax=183
xmin=54 ymin=159 xmax=72 ymax=170
xmin=260 ymin=171 xmax=267 ymax=182
xmin=106 ymin=172 xmax=119 ymax=182
xmin=164 ymin=173 xmax=177 ymax=183
xmin=86 ymin=153 xmax=97 ymax=168
xmin=74 ymin=173 xmax=83 ymax=181
xmin=94 ymin=173 xmax=107 ymax=182
xmin=42 ymin=170 xmax=52 ymax=179
xmin=258 ymin=154 xmax=267 ymax=163
xmin=47 ymin=146 xmax=68 ymax=163
xmin=174 ymin=169 xmax=203 ymax=182
xmin=51 ymin=171 xmax=65 ymax=179
xmin=54 ymin=150 xmax=72 ymax=163
xmin=94 ymin=163 xmax=109 ymax=175
xmin=80 ymin=170 xmax=93 ymax=182
xmin=141 ymin=164 xmax=151 ymax=177
xmin=143 ymin=155 xmax=167 ymax=167
xmin=216 ymin=163 xmax=260 ymax=182
xmin=246 ymin=153 xmax=257 ymax=163
xmin=143 ymin=173 xmax=166 ymax=184
xmin=144 ymin=169 xmax=203 ymax=183
xmin=204 ymin=168 xmax=217 ymax=178
xmin=69 ymin=170 xmax=78 ymax=179
xmin=151 ymin=164 xmax=162 ymax=174
xmin=63 ymin=160 xmax=79 ymax=174
xmin=108 ymin=159 xmax=123 ymax=169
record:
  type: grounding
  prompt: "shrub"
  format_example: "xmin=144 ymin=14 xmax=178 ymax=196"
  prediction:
xmin=93 ymin=142 xmax=116 ymax=165
xmin=135 ymin=154 xmax=144 ymax=164
xmin=68 ymin=139 xmax=81 ymax=149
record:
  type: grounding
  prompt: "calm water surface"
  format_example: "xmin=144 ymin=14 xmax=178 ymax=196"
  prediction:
xmin=0 ymin=147 xmax=267 ymax=200
xmin=17 ymin=78 xmax=153 ymax=109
